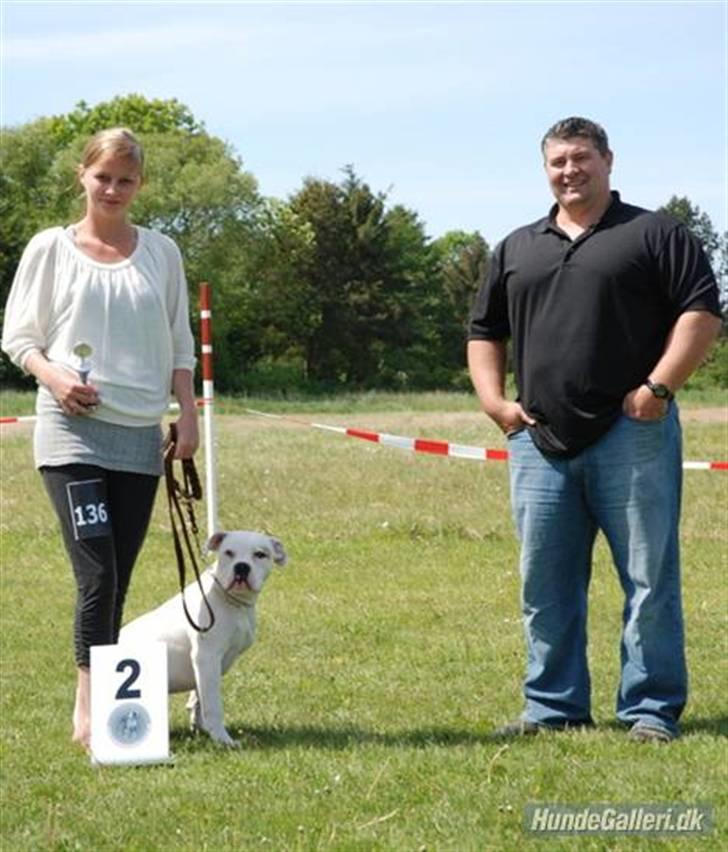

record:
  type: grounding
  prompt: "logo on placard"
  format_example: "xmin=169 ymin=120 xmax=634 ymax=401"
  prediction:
xmin=108 ymin=703 xmax=151 ymax=747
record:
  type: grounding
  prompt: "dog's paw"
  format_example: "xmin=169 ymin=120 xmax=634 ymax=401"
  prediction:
xmin=208 ymin=728 xmax=240 ymax=748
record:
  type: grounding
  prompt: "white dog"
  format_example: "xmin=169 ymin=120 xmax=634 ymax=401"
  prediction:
xmin=120 ymin=530 xmax=287 ymax=747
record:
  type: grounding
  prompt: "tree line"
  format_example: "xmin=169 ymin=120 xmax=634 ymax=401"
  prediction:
xmin=1 ymin=95 xmax=724 ymax=394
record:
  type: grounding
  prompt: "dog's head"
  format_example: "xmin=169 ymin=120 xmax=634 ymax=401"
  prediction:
xmin=206 ymin=530 xmax=287 ymax=600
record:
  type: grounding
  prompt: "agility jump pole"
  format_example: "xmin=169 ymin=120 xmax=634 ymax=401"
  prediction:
xmin=199 ymin=281 xmax=219 ymax=538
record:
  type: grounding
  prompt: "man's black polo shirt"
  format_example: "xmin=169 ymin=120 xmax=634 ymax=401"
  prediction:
xmin=468 ymin=192 xmax=721 ymax=457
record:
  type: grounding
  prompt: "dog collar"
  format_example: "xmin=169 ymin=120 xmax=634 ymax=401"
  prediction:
xmin=209 ymin=572 xmax=255 ymax=609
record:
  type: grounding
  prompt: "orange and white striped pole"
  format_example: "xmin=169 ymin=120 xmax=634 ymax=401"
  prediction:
xmin=199 ymin=282 xmax=218 ymax=537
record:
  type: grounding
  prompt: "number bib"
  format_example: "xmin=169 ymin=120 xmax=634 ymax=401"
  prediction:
xmin=66 ymin=478 xmax=111 ymax=540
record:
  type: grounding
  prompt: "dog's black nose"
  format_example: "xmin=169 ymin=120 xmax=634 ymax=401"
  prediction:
xmin=234 ymin=562 xmax=251 ymax=581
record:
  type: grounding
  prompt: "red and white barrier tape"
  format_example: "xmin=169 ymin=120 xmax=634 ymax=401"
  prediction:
xmin=243 ymin=408 xmax=728 ymax=471
xmin=0 ymin=415 xmax=37 ymax=425
xmin=2 ymin=407 xmax=725 ymax=471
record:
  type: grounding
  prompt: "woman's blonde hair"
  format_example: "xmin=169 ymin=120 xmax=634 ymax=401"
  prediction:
xmin=77 ymin=127 xmax=145 ymax=177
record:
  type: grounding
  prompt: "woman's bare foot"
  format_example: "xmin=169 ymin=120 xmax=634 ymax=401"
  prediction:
xmin=72 ymin=666 xmax=91 ymax=751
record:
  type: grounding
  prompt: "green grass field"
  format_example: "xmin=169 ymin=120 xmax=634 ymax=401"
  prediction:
xmin=1 ymin=393 xmax=726 ymax=850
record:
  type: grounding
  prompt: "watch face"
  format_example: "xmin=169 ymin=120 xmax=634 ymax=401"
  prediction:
xmin=108 ymin=703 xmax=151 ymax=747
xmin=647 ymin=380 xmax=670 ymax=399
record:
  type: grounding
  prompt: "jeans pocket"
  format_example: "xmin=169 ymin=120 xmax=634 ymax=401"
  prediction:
xmin=611 ymin=413 xmax=668 ymax=465
xmin=622 ymin=412 xmax=668 ymax=425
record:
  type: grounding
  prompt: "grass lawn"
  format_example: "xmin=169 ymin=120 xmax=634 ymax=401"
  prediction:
xmin=1 ymin=393 xmax=725 ymax=850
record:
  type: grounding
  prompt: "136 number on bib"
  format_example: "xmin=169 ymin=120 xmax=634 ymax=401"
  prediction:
xmin=66 ymin=478 xmax=112 ymax=540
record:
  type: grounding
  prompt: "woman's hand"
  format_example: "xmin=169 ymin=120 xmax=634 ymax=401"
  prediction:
xmin=27 ymin=356 xmax=99 ymax=416
xmin=173 ymin=408 xmax=199 ymax=459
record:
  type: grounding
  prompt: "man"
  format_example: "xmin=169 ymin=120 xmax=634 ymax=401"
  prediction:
xmin=467 ymin=117 xmax=721 ymax=742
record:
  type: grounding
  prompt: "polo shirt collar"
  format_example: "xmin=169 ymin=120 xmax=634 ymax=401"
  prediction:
xmin=536 ymin=190 xmax=623 ymax=234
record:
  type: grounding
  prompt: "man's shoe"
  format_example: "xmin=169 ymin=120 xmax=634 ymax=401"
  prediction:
xmin=492 ymin=720 xmax=544 ymax=738
xmin=629 ymin=723 xmax=674 ymax=743
xmin=491 ymin=718 xmax=593 ymax=738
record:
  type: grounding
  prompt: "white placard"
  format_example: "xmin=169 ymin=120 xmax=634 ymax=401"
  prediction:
xmin=90 ymin=641 xmax=170 ymax=766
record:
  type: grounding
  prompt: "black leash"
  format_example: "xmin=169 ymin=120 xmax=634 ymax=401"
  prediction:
xmin=163 ymin=423 xmax=215 ymax=633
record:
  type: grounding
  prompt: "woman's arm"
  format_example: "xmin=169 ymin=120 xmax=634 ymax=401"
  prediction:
xmin=171 ymin=368 xmax=199 ymax=459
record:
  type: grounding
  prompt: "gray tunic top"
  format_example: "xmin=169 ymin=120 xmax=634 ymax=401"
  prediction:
xmin=34 ymin=399 xmax=164 ymax=476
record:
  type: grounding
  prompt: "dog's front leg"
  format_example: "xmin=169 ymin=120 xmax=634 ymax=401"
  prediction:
xmin=185 ymin=690 xmax=202 ymax=732
xmin=190 ymin=642 xmax=238 ymax=747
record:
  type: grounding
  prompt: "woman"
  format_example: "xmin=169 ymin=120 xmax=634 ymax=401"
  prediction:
xmin=1 ymin=128 xmax=198 ymax=750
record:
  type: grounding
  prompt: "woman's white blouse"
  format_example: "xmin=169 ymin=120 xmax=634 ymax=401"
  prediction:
xmin=2 ymin=226 xmax=196 ymax=427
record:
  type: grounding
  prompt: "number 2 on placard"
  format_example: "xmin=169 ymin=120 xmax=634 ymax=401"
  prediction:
xmin=115 ymin=659 xmax=142 ymax=700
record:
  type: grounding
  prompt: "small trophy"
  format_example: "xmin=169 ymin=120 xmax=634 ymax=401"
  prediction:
xmin=72 ymin=341 xmax=93 ymax=385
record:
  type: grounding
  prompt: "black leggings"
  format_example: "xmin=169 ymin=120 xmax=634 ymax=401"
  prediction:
xmin=41 ymin=464 xmax=159 ymax=667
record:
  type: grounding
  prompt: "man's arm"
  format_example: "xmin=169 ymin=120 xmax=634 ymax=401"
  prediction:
xmin=467 ymin=339 xmax=536 ymax=434
xmin=623 ymin=310 xmax=722 ymax=419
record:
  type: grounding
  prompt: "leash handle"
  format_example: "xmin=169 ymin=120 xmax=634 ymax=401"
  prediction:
xmin=164 ymin=423 xmax=215 ymax=633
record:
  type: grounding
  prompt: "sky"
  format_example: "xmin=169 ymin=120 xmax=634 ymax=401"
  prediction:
xmin=1 ymin=0 xmax=726 ymax=245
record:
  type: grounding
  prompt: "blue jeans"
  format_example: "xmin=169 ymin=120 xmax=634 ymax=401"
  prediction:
xmin=507 ymin=405 xmax=686 ymax=735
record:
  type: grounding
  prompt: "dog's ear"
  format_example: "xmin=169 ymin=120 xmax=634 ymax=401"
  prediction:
xmin=206 ymin=531 xmax=227 ymax=554
xmin=270 ymin=537 xmax=288 ymax=567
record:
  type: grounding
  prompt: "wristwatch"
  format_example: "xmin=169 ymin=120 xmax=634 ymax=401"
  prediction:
xmin=643 ymin=378 xmax=674 ymax=401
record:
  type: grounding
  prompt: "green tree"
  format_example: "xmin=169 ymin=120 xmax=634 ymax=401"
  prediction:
xmin=209 ymin=198 xmax=318 ymax=393
xmin=426 ymin=230 xmax=490 ymax=384
xmin=374 ymin=203 xmax=437 ymax=387
xmin=658 ymin=195 xmax=720 ymax=266
xmin=658 ymin=196 xmax=726 ymax=388
xmin=659 ymin=195 xmax=726 ymax=323
xmin=718 ymin=233 xmax=728 ymax=315
xmin=0 ymin=119 xmax=63 ymax=307
xmin=47 ymin=95 xmax=204 ymax=147
xmin=287 ymin=168 xmax=437 ymax=387
xmin=431 ymin=231 xmax=489 ymax=325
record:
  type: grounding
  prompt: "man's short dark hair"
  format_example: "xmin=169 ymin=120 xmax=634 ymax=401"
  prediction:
xmin=541 ymin=117 xmax=611 ymax=157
